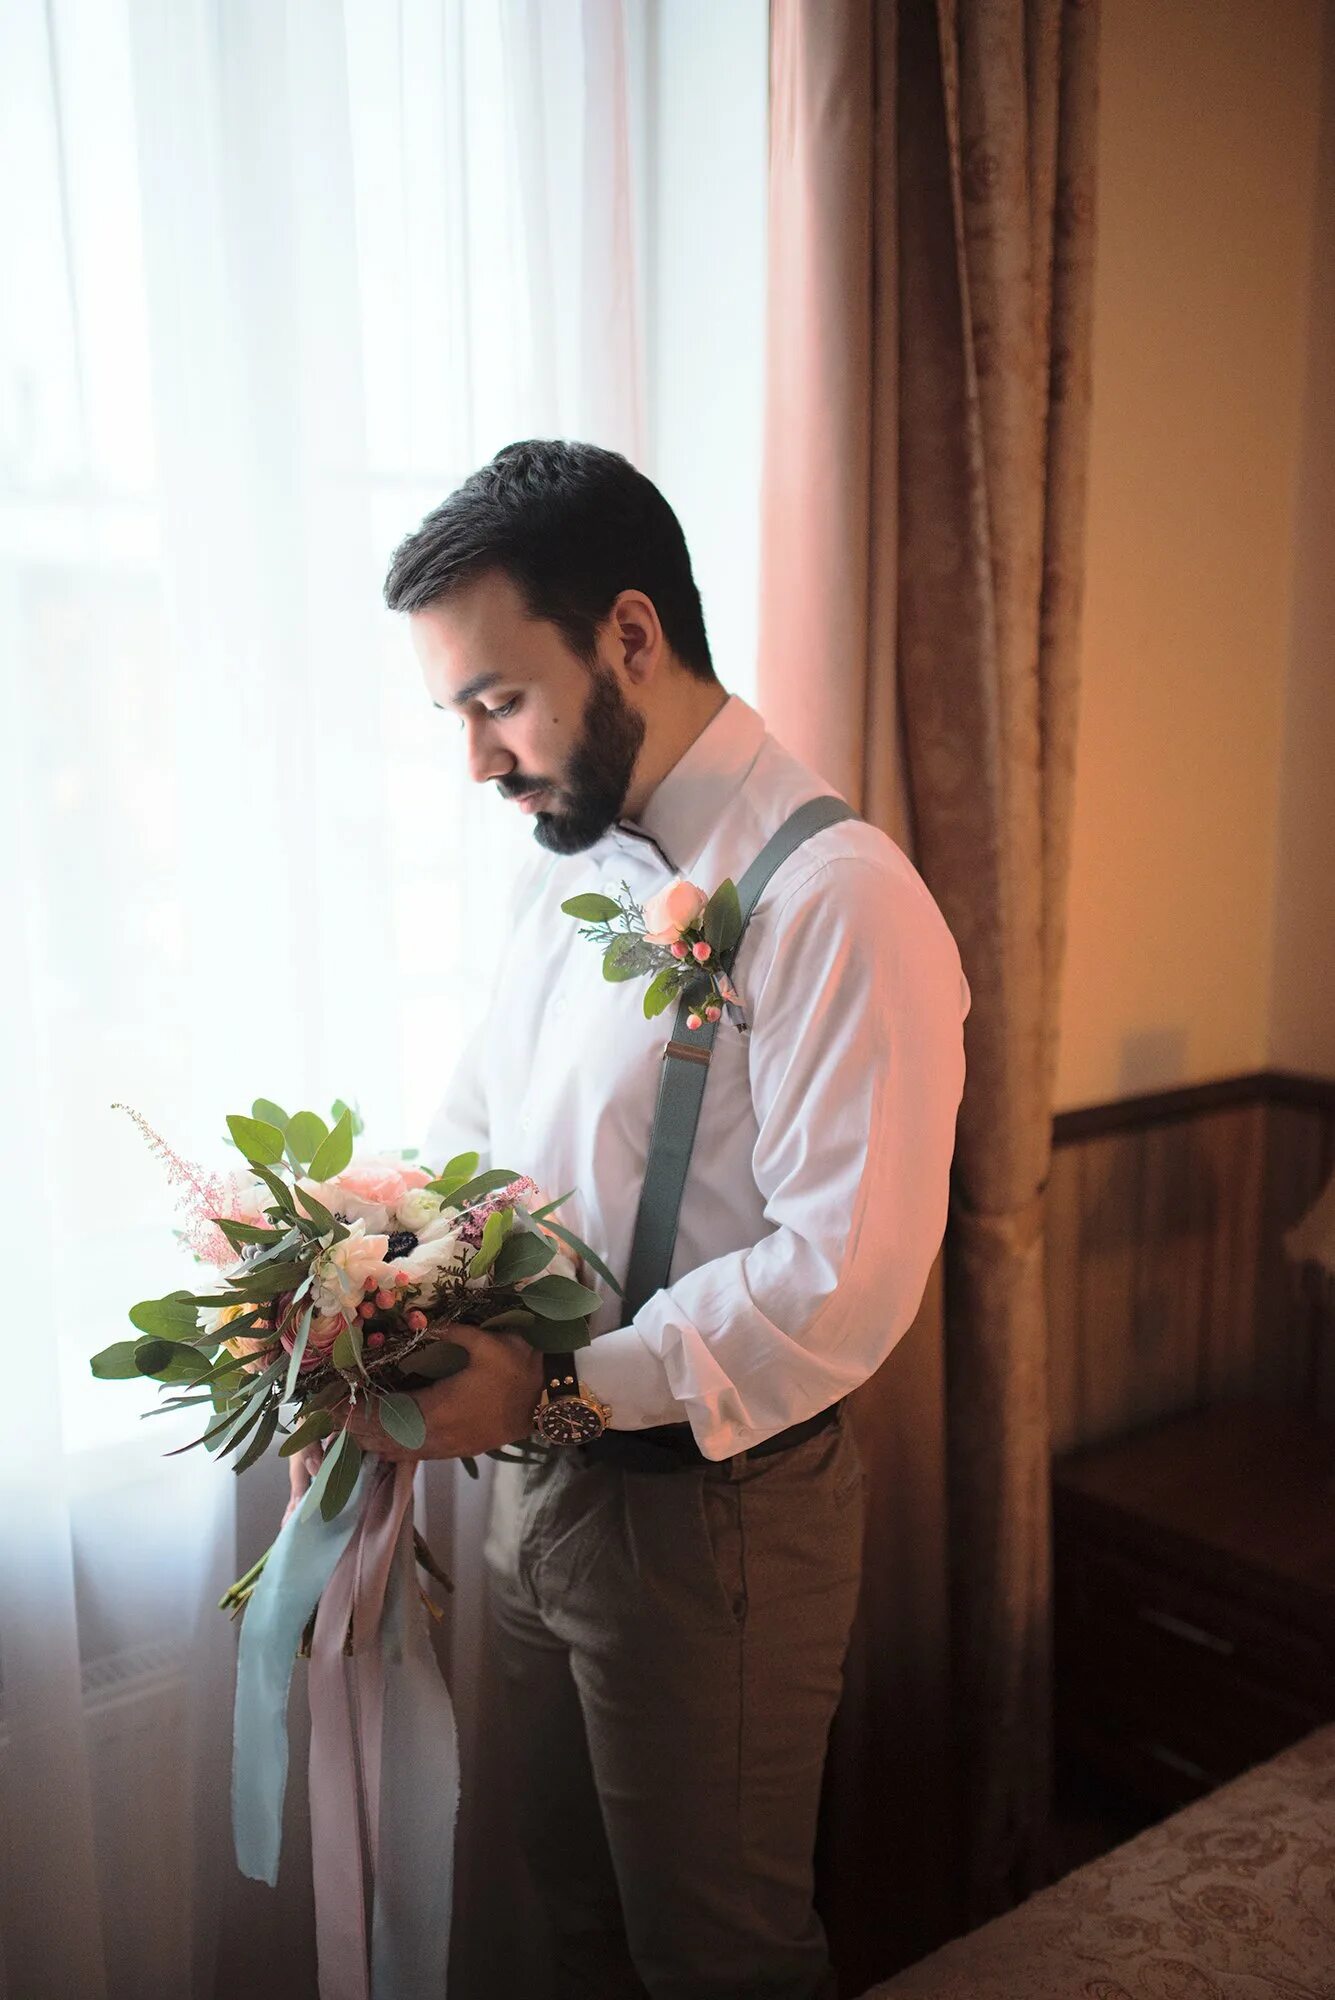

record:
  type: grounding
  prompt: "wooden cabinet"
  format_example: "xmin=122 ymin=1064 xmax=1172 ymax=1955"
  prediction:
xmin=1052 ymin=1399 xmax=1335 ymax=1815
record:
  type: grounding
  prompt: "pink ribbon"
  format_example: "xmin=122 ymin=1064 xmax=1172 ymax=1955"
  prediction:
xmin=307 ymin=1458 xmax=417 ymax=2000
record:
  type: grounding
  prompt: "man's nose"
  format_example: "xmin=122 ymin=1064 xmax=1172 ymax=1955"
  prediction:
xmin=463 ymin=716 xmax=513 ymax=787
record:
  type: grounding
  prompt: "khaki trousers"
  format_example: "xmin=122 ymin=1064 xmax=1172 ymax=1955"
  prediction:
xmin=484 ymin=1407 xmax=866 ymax=2000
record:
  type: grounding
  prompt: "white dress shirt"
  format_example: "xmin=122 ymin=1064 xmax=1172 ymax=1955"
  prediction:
xmin=425 ymin=693 xmax=971 ymax=1460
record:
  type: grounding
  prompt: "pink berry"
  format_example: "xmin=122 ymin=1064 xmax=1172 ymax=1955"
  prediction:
xmin=375 ymin=1289 xmax=396 ymax=1310
xmin=366 ymin=1331 xmax=385 ymax=1349
xmin=705 ymin=1004 xmax=721 ymax=1022
xmin=406 ymin=1309 xmax=428 ymax=1331
xmin=363 ymin=1275 xmax=378 ymax=1291
xmin=670 ymin=940 xmax=688 ymax=959
xmin=692 ymin=939 xmax=711 ymax=962
xmin=686 ymin=1012 xmax=703 ymax=1031
xmin=358 ymin=1300 xmax=375 ymax=1320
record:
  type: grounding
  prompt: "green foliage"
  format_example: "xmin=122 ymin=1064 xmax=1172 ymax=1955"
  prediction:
xmin=603 ymin=935 xmax=658 ymax=981
xmin=309 ymin=1427 xmax=362 ymax=1522
xmin=284 ymin=1110 xmax=329 ymax=1164
xmin=279 ymin=1406 xmax=338 ymax=1457
xmin=701 ymin=878 xmax=742 ymax=955
xmin=252 ymin=1098 xmax=289 ymax=1130
xmin=307 ymin=1107 xmax=354 ymax=1182
xmin=377 ymin=1391 xmax=426 ymax=1451
xmin=402 ymin=1340 xmax=470 ymax=1382
xmin=467 ymin=1207 xmax=514 ymax=1279
xmin=90 ymin=1340 xmax=144 ymax=1380
xmin=128 ymin=1291 xmax=202 ymax=1341
xmin=233 ymin=1406 xmax=279 ymax=1473
xmin=284 ymin=1301 xmax=315 ymax=1400
xmin=642 ymin=966 xmax=682 ymax=1019
xmin=227 ymin=1113 xmax=286 ymax=1166
xmin=491 ymin=1231 xmax=554 ymax=1287
xmin=561 ymin=892 xmax=621 ymax=922
xmin=518 ymin=1274 xmax=602 ymax=1319
xmin=532 ymin=1217 xmax=624 ymax=1298
xmin=332 ymin=1317 xmax=364 ymax=1373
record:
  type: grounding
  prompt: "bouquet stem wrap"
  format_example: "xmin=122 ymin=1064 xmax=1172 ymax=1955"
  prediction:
xmin=232 ymin=1457 xmax=459 ymax=1998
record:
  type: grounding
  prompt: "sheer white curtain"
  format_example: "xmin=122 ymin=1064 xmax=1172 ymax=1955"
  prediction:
xmin=0 ymin=2 xmax=767 ymax=1995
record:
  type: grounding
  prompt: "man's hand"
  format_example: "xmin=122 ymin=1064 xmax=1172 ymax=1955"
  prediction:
xmin=283 ymin=1439 xmax=325 ymax=1523
xmin=344 ymin=1323 xmax=544 ymax=1462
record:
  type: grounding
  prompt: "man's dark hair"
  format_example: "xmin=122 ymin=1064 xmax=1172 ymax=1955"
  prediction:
xmin=383 ymin=439 xmax=716 ymax=684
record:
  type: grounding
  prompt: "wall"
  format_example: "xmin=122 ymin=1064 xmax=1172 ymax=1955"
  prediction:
xmin=1055 ymin=0 xmax=1330 ymax=1112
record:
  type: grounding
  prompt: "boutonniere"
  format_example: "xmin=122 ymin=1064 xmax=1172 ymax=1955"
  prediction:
xmin=562 ymin=876 xmax=748 ymax=1032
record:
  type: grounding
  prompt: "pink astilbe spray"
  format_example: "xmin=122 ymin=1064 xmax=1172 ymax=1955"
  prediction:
xmin=112 ymin=1102 xmax=250 ymax=1268
xmin=454 ymin=1175 xmax=539 ymax=1250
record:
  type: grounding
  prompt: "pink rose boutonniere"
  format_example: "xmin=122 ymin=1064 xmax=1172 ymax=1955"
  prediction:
xmin=562 ymin=874 xmax=748 ymax=1032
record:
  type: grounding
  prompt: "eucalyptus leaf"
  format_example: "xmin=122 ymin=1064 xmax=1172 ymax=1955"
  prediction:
xmin=227 ymin=1113 xmax=287 ymax=1166
xmin=377 ymin=1391 xmax=427 ymax=1451
xmin=316 ymin=1429 xmax=363 ymax=1523
xmin=437 ymin=1168 xmax=522 ymax=1209
xmin=491 ymin=1231 xmax=554 ymax=1287
xmin=478 ymin=1308 xmax=537 ymax=1332
xmin=532 ymin=1216 xmax=625 ymax=1298
xmin=284 ymin=1301 xmax=315 ymax=1400
xmin=561 ymin=892 xmax=621 ymax=922
xmin=90 ymin=1340 xmax=144 ymax=1380
xmin=232 ymin=1405 xmax=279 ymax=1473
xmin=128 ymin=1292 xmax=203 ymax=1341
xmin=517 ymin=1274 xmax=602 ymax=1319
xmin=218 ymin=1218 xmax=285 ymax=1251
xmin=279 ymin=1407 xmax=338 ymax=1457
xmin=293 ymin=1183 xmax=337 ymax=1233
xmin=133 ymin=1335 xmax=180 ymax=1376
xmin=520 ymin=1314 xmax=591 ymax=1352
xmin=440 ymin=1150 xmax=479 ymax=1181
xmin=307 ymin=1108 xmax=354 ymax=1183
xmin=402 ymin=1340 xmax=470 ymax=1382
xmin=285 ymin=1111 xmax=329 ymax=1164
xmin=252 ymin=1097 xmax=290 ymax=1131
xmin=642 ymin=967 xmax=680 ymax=1020
xmin=702 ymin=878 xmax=742 ymax=955
xmin=250 ymin=1161 xmax=297 ymax=1215
xmin=332 ymin=1318 xmax=364 ymax=1373
xmin=528 ymin=1191 xmax=575 ymax=1222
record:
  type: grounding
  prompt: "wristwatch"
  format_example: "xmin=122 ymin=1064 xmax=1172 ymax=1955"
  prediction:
xmin=531 ymin=1351 xmax=612 ymax=1445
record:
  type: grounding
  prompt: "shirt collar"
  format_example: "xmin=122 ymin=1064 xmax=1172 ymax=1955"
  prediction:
xmin=611 ymin=692 xmax=767 ymax=878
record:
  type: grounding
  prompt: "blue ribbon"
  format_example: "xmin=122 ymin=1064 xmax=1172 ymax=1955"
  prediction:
xmin=231 ymin=1462 xmax=460 ymax=1996
xmin=231 ymin=1460 xmax=374 ymax=1885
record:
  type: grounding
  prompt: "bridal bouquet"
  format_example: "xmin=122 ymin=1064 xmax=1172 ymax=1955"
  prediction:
xmin=96 ymin=1095 xmax=618 ymax=2000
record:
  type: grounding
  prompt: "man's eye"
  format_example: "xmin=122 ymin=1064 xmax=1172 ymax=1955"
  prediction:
xmin=485 ymin=698 xmax=518 ymax=720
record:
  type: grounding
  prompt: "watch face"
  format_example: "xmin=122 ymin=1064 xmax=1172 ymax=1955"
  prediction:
xmin=537 ymin=1397 xmax=607 ymax=1445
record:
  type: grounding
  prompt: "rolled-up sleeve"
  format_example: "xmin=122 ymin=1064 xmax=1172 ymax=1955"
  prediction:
xmin=578 ymin=854 xmax=970 ymax=1458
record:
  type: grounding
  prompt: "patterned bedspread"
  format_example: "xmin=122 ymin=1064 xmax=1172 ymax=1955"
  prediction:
xmin=864 ymin=1721 xmax=1335 ymax=1998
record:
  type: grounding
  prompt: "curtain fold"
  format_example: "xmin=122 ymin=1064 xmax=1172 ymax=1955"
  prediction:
xmin=0 ymin=2 xmax=654 ymax=1994
xmin=761 ymin=0 xmax=1099 ymax=1978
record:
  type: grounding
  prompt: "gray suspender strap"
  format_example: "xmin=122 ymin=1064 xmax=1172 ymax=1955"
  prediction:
xmin=618 ymin=793 xmax=861 ymax=1326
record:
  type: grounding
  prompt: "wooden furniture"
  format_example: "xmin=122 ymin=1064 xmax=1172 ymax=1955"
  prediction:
xmin=1052 ymin=1398 xmax=1335 ymax=1816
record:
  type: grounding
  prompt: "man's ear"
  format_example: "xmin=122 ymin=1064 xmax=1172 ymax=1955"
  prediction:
xmin=611 ymin=590 xmax=663 ymax=687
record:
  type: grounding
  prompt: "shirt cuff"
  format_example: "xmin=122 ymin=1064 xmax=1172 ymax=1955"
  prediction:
xmin=574 ymin=1325 xmax=684 ymax=1432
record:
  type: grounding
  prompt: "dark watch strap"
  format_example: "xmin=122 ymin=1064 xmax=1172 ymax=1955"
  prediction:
xmin=541 ymin=1353 xmax=582 ymax=1400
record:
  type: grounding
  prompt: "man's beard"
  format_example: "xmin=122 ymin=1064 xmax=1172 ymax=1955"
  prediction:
xmin=517 ymin=665 xmax=646 ymax=856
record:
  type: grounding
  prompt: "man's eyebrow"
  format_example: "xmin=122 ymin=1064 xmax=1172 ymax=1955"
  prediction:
xmin=432 ymin=671 xmax=506 ymax=710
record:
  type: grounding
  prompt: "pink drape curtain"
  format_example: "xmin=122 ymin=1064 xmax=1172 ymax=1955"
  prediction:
xmin=760 ymin=0 xmax=1099 ymax=1984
